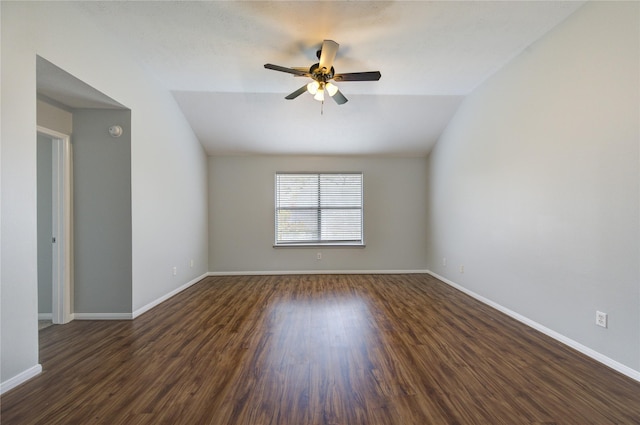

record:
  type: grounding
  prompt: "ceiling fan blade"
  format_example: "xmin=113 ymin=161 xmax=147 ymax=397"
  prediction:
xmin=285 ymin=85 xmax=309 ymax=100
xmin=264 ymin=63 xmax=309 ymax=77
xmin=333 ymin=71 xmax=382 ymax=82
xmin=292 ymin=67 xmax=311 ymax=76
xmin=319 ymin=40 xmax=339 ymax=73
xmin=331 ymin=89 xmax=348 ymax=105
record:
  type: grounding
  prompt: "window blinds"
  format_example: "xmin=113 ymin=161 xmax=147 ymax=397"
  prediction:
xmin=275 ymin=173 xmax=363 ymax=245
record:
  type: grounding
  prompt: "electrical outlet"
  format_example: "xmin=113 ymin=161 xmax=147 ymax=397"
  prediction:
xmin=190 ymin=259 xmax=194 ymax=268
xmin=459 ymin=265 xmax=464 ymax=274
xmin=442 ymin=258 xmax=447 ymax=267
xmin=596 ymin=311 xmax=608 ymax=328
xmin=317 ymin=252 xmax=322 ymax=260
xmin=172 ymin=266 xmax=177 ymax=276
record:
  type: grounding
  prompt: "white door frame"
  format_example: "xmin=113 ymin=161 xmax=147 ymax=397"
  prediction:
xmin=37 ymin=126 xmax=73 ymax=324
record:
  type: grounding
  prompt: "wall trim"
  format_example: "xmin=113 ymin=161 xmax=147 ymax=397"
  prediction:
xmin=427 ymin=270 xmax=640 ymax=383
xmin=132 ymin=273 xmax=209 ymax=319
xmin=74 ymin=313 xmax=132 ymax=320
xmin=207 ymin=269 xmax=430 ymax=276
xmin=1 ymin=364 xmax=42 ymax=395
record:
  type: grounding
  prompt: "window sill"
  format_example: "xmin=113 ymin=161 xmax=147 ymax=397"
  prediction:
xmin=273 ymin=243 xmax=365 ymax=248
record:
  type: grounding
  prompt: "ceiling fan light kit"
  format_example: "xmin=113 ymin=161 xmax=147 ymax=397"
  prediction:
xmin=264 ymin=39 xmax=381 ymax=106
xmin=325 ymin=82 xmax=339 ymax=97
xmin=307 ymin=81 xmax=320 ymax=95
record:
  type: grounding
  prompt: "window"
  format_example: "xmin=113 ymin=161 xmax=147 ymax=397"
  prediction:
xmin=275 ymin=172 xmax=363 ymax=246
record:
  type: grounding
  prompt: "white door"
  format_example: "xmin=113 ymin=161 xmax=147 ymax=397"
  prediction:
xmin=38 ymin=126 xmax=73 ymax=324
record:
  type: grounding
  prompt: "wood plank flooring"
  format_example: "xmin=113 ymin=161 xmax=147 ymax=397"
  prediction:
xmin=2 ymin=274 xmax=640 ymax=424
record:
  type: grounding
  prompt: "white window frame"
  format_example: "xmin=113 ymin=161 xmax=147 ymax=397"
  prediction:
xmin=274 ymin=172 xmax=364 ymax=247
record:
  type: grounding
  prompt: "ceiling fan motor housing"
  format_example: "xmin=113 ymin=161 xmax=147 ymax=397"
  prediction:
xmin=309 ymin=63 xmax=335 ymax=82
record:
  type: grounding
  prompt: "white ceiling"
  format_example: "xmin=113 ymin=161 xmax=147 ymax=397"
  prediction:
xmin=66 ymin=1 xmax=585 ymax=156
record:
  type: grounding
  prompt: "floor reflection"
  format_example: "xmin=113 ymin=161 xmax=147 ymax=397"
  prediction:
xmin=253 ymin=295 xmax=376 ymax=417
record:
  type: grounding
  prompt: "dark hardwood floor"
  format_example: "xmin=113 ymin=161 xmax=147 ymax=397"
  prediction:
xmin=2 ymin=274 xmax=640 ymax=424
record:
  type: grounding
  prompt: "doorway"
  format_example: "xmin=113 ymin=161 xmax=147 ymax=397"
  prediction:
xmin=37 ymin=126 xmax=73 ymax=325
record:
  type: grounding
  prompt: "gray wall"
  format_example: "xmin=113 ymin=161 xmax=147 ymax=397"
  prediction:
xmin=209 ymin=156 xmax=429 ymax=273
xmin=426 ymin=1 xmax=639 ymax=371
xmin=73 ymin=109 xmax=132 ymax=313
xmin=37 ymin=134 xmax=53 ymax=315
xmin=37 ymin=99 xmax=73 ymax=134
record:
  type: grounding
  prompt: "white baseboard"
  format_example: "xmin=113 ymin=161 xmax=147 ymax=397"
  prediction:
xmin=74 ymin=313 xmax=132 ymax=320
xmin=133 ymin=272 xmax=208 ymax=318
xmin=427 ymin=270 xmax=640 ymax=383
xmin=38 ymin=313 xmax=52 ymax=320
xmin=1 ymin=364 xmax=42 ymax=395
xmin=207 ymin=269 xmax=430 ymax=276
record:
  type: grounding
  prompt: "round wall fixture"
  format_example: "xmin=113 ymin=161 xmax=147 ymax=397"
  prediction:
xmin=108 ymin=125 xmax=123 ymax=138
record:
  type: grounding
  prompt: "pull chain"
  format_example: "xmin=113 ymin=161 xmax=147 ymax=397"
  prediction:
xmin=321 ymin=100 xmax=324 ymax=115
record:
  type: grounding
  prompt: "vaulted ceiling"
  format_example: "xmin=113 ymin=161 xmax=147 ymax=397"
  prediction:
xmin=64 ymin=1 xmax=585 ymax=156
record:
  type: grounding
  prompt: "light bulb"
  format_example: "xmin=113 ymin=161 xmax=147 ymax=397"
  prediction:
xmin=307 ymin=81 xmax=320 ymax=95
xmin=314 ymin=88 xmax=325 ymax=102
xmin=325 ymin=82 xmax=338 ymax=97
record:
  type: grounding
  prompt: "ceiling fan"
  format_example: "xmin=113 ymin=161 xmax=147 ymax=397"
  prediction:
xmin=264 ymin=40 xmax=381 ymax=105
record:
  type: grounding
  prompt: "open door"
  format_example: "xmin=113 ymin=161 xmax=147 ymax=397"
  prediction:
xmin=38 ymin=126 xmax=73 ymax=324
